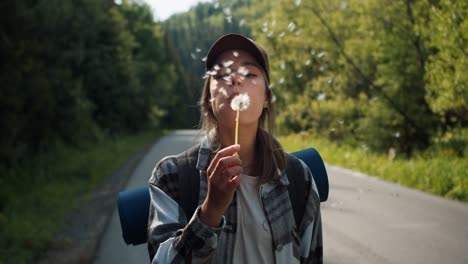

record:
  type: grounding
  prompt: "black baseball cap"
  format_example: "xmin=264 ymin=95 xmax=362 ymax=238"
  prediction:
xmin=205 ymin=33 xmax=270 ymax=83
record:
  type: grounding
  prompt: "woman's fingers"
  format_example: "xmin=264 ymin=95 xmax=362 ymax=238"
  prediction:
xmin=207 ymin=144 xmax=241 ymax=176
xmin=211 ymin=155 xmax=242 ymax=183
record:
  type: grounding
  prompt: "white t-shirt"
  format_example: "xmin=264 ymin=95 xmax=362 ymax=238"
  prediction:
xmin=233 ymin=174 xmax=274 ymax=264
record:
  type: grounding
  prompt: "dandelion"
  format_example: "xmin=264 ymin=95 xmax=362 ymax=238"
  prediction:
xmin=230 ymin=93 xmax=250 ymax=155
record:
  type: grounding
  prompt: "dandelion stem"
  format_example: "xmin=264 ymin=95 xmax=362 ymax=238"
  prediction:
xmin=234 ymin=109 xmax=239 ymax=156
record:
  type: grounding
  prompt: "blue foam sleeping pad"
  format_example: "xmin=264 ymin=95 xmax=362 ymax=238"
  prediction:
xmin=117 ymin=148 xmax=329 ymax=246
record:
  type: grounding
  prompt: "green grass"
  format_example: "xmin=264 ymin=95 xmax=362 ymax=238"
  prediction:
xmin=0 ymin=130 xmax=164 ymax=264
xmin=279 ymin=132 xmax=468 ymax=202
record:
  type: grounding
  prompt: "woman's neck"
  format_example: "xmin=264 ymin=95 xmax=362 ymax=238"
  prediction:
xmin=217 ymin=122 xmax=258 ymax=167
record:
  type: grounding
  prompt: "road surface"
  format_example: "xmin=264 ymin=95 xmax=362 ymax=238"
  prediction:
xmin=94 ymin=130 xmax=468 ymax=264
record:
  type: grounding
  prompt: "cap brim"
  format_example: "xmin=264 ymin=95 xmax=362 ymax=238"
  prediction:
xmin=205 ymin=34 xmax=269 ymax=82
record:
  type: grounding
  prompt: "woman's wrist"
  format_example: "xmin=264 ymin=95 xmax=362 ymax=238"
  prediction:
xmin=199 ymin=202 xmax=224 ymax=227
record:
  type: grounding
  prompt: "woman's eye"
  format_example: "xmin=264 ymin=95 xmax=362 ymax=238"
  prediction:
xmin=246 ymin=73 xmax=257 ymax=78
xmin=214 ymin=74 xmax=228 ymax=80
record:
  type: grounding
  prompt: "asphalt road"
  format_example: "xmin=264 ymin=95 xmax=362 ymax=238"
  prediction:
xmin=94 ymin=130 xmax=468 ymax=264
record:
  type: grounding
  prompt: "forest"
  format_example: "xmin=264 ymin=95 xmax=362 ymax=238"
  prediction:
xmin=0 ymin=0 xmax=466 ymax=262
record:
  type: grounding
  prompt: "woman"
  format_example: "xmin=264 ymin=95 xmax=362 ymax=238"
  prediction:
xmin=148 ymin=33 xmax=322 ymax=263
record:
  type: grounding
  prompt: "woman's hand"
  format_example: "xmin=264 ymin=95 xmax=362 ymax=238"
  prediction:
xmin=199 ymin=144 xmax=242 ymax=227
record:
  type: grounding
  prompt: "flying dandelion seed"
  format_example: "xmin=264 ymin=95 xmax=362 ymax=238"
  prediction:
xmin=340 ymin=2 xmax=348 ymax=10
xmin=271 ymin=20 xmax=276 ymax=27
xmin=319 ymin=66 xmax=326 ymax=72
xmin=238 ymin=66 xmax=249 ymax=76
xmin=196 ymin=48 xmax=201 ymax=53
xmin=394 ymin=132 xmax=401 ymax=138
xmin=328 ymin=79 xmax=333 ymax=84
xmin=209 ymin=98 xmax=215 ymax=103
xmin=279 ymin=77 xmax=285 ymax=84
xmin=317 ymin=93 xmax=326 ymax=101
xmin=272 ymin=94 xmax=277 ymax=102
xmin=223 ymin=76 xmax=232 ymax=85
xmin=226 ymin=16 xmax=232 ymax=23
xmin=191 ymin=53 xmax=196 ymax=59
xmin=317 ymin=51 xmax=327 ymax=58
xmin=201 ymin=56 xmax=207 ymax=62
xmin=310 ymin=49 xmax=316 ymax=55
xmin=278 ymin=32 xmax=285 ymax=38
xmin=305 ymin=59 xmax=311 ymax=65
xmin=233 ymin=51 xmax=239 ymax=57
xmin=262 ymin=26 xmax=268 ymax=33
xmin=295 ymin=30 xmax=302 ymax=36
xmin=214 ymin=65 xmax=220 ymax=71
xmin=224 ymin=7 xmax=231 ymax=15
xmin=296 ymin=73 xmax=303 ymax=78
xmin=231 ymin=93 xmax=250 ymax=112
xmin=288 ymin=22 xmax=296 ymax=32
xmin=202 ymin=73 xmax=209 ymax=79
xmin=219 ymin=103 xmax=225 ymax=109
xmin=280 ymin=63 xmax=286 ymax=70
xmin=269 ymin=83 xmax=275 ymax=89
xmin=214 ymin=3 xmax=219 ymax=8
xmin=239 ymin=19 xmax=246 ymax=27
xmin=226 ymin=68 xmax=232 ymax=74
xmin=295 ymin=0 xmax=302 ymax=6
xmin=330 ymin=128 xmax=335 ymax=132
xmin=222 ymin=60 xmax=234 ymax=67
xmin=267 ymin=31 xmax=274 ymax=37
xmin=252 ymin=80 xmax=257 ymax=85
xmin=338 ymin=120 xmax=344 ymax=125
xmin=218 ymin=87 xmax=228 ymax=98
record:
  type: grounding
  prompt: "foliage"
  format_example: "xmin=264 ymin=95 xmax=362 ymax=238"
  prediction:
xmin=279 ymin=132 xmax=468 ymax=202
xmin=0 ymin=0 xmax=182 ymax=167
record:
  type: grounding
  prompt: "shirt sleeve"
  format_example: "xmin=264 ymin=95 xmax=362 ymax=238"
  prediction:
xmin=147 ymin=156 xmax=225 ymax=263
xmin=298 ymin=160 xmax=323 ymax=264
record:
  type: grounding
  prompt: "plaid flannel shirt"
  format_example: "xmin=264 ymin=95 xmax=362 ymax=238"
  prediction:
xmin=148 ymin=137 xmax=323 ymax=263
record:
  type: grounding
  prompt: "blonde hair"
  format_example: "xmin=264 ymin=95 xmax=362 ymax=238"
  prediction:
xmin=199 ymin=67 xmax=286 ymax=185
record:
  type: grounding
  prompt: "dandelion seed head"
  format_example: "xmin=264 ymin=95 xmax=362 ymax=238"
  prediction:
xmin=230 ymin=93 xmax=250 ymax=111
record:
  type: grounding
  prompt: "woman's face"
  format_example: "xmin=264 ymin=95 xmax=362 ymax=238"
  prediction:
xmin=208 ymin=49 xmax=267 ymax=128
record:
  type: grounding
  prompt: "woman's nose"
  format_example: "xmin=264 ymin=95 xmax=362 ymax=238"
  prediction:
xmin=230 ymin=72 xmax=242 ymax=87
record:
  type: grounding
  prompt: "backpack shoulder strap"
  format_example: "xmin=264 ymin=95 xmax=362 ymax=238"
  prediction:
xmin=285 ymin=154 xmax=307 ymax=229
xmin=176 ymin=144 xmax=201 ymax=220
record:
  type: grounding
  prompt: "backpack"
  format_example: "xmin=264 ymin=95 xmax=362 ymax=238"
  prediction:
xmin=176 ymin=144 xmax=307 ymax=228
